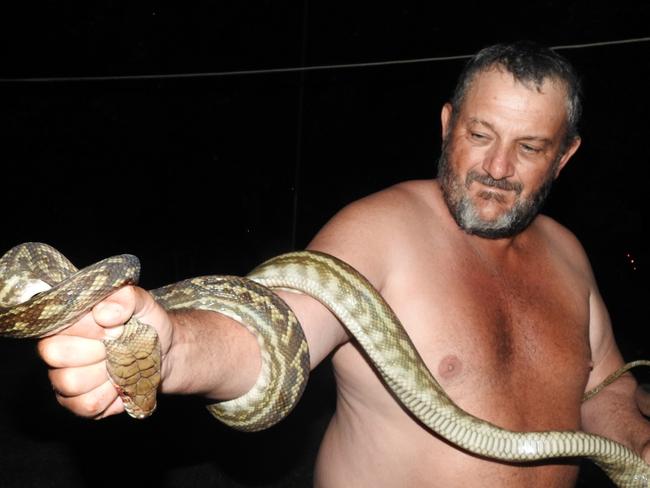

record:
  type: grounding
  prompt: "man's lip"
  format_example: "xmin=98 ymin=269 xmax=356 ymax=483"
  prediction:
xmin=471 ymin=180 xmax=511 ymax=193
xmin=475 ymin=186 xmax=511 ymax=203
xmin=468 ymin=177 xmax=520 ymax=195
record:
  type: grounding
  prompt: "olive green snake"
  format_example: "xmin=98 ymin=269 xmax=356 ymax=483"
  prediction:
xmin=1 ymin=242 xmax=649 ymax=487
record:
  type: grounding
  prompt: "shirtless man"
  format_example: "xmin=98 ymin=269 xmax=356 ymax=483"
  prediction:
xmin=38 ymin=42 xmax=650 ymax=487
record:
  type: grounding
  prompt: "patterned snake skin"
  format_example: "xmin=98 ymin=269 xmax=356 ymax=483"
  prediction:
xmin=1 ymin=242 xmax=649 ymax=487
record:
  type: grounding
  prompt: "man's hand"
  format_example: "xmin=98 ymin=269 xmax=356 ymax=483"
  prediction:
xmin=37 ymin=286 xmax=173 ymax=419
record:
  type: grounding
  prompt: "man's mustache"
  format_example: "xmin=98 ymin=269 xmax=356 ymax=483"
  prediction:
xmin=465 ymin=171 xmax=523 ymax=195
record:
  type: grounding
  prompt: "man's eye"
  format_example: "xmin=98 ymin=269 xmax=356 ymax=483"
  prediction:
xmin=521 ymin=144 xmax=541 ymax=153
xmin=470 ymin=132 xmax=487 ymax=140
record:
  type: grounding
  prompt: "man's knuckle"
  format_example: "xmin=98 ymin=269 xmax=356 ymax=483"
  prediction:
xmin=37 ymin=339 xmax=60 ymax=364
xmin=57 ymin=369 xmax=80 ymax=394
xmin=78 ymin=395 xmax=102 ymax=417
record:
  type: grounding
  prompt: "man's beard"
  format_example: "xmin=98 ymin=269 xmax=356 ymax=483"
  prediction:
xmin=437 ymin=140 xmax=558 ymax=239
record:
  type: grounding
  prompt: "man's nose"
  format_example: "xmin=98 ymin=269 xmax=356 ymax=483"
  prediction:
xmin=482 ymin=143 xmax=515 ymax=180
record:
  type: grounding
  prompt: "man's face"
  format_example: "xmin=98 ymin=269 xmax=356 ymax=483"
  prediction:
xmin=438 ymin=68 xmax=580 ymax=239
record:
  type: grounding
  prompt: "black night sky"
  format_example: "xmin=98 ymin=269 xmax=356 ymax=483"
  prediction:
xmin=0 ymin=3 xmax=648 ymax=487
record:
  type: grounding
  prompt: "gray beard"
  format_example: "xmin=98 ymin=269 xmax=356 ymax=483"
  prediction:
xmin=437 ymin=141 xmax=557 ymax=239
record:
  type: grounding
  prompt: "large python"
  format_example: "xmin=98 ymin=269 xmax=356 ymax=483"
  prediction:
xmin=1 ymin=242 xmax=649 ymax=487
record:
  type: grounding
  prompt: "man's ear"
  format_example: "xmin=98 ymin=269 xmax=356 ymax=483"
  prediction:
xmin=441 ymin=102 xmax=453 ymax=140
xmin=554 ymin=136 xmax=582 ymax=178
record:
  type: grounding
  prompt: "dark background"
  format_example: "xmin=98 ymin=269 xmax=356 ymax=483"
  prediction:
xmin=0 ymin=2 xmax=648 ymax=487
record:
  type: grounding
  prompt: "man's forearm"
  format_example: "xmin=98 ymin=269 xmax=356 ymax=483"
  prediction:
xmin=160 ymin=309 xmax=262 ymax=401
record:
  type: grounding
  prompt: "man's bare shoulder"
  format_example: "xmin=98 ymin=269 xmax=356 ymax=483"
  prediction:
xmin=534 ymin=214 xmax=594 ymax=280
xmin=313 ymin=180 xmax=439 ymax=241
xmin=308 ymin=179 xmax=441 ymax=287
xmin=349 ymin=179 xmax=438 ymax=217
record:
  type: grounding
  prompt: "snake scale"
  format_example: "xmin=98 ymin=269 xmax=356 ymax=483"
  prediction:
xmin=0 ymin=242 xmax=649 ymax=487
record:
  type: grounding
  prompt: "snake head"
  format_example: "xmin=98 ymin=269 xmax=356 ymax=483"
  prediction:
xmin=103 ymin=318 xmax=161 ymax=420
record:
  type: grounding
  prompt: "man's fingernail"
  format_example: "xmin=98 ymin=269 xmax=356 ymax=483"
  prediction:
xmin=96 ymin=303 xmax=120 ymax=320
xmin=104 ymin=325 xmax=124 ymax=339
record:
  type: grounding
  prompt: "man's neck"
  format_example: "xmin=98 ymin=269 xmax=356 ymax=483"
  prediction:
xmin=462 ymin=227 xmax=535 ymax=263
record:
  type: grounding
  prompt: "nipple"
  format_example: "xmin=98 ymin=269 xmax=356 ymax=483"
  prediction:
xmin=438 ymin=354 xmax=463 ymax=380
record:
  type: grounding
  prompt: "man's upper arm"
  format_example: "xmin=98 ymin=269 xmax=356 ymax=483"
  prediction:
xmin=579 ymin=260 xmax=650 ymax=454
xmin=584 ymin=285 xmax=626 ymax=392
xmin=574 ymin=234 xmax=639 ymax=437
xmin=276 ymin=186 xmax=404 ymax=371
xmin=275 ymin=289 xmax=348 ymax=371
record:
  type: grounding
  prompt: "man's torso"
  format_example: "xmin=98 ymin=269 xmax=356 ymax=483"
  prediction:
xmin=313 ymin=180 xmax=593 ymax=487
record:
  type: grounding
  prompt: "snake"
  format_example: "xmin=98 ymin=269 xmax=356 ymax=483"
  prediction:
xmin=1 ymin=242 xmax=649 ymax=487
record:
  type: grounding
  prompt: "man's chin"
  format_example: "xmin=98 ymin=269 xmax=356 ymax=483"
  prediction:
xmin=470 ymin=198 xmax=513 ymax=221
xmin=459 ymin=221 xmax=518 ymax=240
xmin=454 ymin=199 xmax=521 ymax=239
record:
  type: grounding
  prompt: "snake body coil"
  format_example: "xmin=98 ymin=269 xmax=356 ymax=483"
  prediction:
xmin=1 ymin=242 xmax=649 ymax=487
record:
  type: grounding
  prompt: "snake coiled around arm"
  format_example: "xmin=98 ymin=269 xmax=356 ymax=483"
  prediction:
xmin=0 ymin=242 xmax=649 ymax=487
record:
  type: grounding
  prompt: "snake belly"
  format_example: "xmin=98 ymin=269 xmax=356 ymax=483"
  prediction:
xmin=2 ymin=242 xmax=650 ymax=487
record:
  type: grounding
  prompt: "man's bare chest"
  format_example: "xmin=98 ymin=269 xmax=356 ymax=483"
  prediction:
xmin=382 ymin=254 xmax=592 ymax=428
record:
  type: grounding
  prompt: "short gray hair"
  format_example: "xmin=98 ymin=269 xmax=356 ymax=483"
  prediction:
xmin=450 ymin=41 xmax=582 ymax=149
